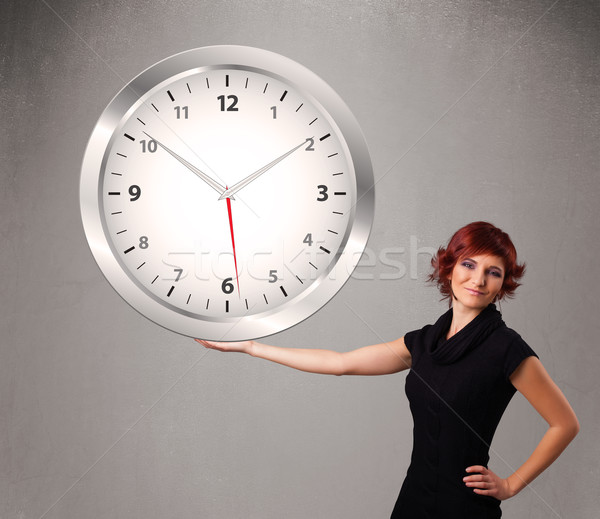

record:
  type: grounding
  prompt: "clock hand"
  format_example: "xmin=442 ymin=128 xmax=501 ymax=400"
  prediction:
xmin=225 ymin=189 xmax=241 ymax=297
xmin=143 ymin=132 xmax=232 ymax=199
xmin=218 ymin=138 xmax=310 ymax=200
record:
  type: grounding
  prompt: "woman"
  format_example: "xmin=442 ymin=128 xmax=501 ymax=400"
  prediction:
xmin=196 ymin=221 xmax=579 ymax=518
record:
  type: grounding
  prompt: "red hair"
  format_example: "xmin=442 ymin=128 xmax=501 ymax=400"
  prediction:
xmin=429 ymin=221 xmax=525 ymax=302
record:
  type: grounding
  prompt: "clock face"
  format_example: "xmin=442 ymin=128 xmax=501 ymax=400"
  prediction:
xmin=81 ymin=46 xmax=373 ymax=340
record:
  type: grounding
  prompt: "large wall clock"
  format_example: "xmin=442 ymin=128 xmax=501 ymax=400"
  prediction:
xmin=80 ymin=45 xmax=374 ymax=340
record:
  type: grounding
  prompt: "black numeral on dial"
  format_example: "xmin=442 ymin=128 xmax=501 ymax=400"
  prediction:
xmin=222 ymin=277 xmax=234 ymax=294
xmin=129 ymin=185 xmax=141 ymax=201
xmin=317 ymin=185 xmax=328 ymax=201
xmin=217 ymin=95 xmax=238 ymax=112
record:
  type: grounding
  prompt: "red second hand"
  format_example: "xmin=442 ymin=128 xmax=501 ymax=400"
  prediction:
xmin=225 ymin=189 xmax=241 ymax=297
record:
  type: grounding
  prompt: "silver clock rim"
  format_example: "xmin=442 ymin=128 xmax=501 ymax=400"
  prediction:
xmin=80 ymin=45 xmax=374 ymax=340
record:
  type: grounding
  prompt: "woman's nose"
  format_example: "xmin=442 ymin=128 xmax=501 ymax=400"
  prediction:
xmin=473 ymin=269 xmax=486 ymax=286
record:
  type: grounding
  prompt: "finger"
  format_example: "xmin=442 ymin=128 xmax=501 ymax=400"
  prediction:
xmin=465 ymin=480 xmax=488 ymax=488
xmin=464 ymin=477 xmax=485 ymax=486
xmin=463 ymin=473 xmax=486 ymax=483
xmin=465 ymin=465 xmax=487 ymax=474
xmin=195 ymin=339 xmax=219 ymax=349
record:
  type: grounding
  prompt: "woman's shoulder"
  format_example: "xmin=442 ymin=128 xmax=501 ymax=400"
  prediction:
xmin=490 ymin=323 xmax=539 ymax=369
xmin=403 ymin=323 xmax=431 ymax=353
xmin=492 ymin=324 xmax=524 ymax=344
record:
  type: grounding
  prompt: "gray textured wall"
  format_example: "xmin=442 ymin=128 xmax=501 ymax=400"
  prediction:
xmin=1 ymin=1 xmax=598 ymax=518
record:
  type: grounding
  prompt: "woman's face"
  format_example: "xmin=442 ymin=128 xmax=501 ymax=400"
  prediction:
xmin=449 ymin=254 xmax=505 ymax=311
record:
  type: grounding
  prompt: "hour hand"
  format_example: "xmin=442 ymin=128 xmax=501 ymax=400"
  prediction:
xmin=218 ymin=138 xmax=309 ymax=200
xmin=143 ymin=132 xmax=231 ymax=198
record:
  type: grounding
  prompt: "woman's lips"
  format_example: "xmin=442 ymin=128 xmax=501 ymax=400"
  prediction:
xmin=465 ymin=288 xmax=485 ymax=296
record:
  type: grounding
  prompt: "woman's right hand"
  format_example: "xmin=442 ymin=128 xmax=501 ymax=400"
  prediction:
xmin=194 ymin=338 xmax=254 ymax=355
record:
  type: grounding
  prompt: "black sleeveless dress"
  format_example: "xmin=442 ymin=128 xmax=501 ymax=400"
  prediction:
xmin=391 ymin=304 xmax=538 ymax=518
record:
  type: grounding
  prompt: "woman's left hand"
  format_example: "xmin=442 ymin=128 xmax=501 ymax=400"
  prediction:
xmin=463 ymin=465 xmax=514 ymax=500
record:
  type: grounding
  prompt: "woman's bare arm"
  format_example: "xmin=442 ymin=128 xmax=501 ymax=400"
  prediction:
xmin=464 ymin=356 xmax=580 ymax=499
xmin=504 ymin=356 xmax=580 ymax=495
xmin=195 ymin=337 xmax=412 ymax=376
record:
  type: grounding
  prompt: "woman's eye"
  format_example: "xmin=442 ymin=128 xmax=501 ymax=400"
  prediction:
xmin=489 ymin=270 xmax=502 ymax=278
xmin=461 ymin=262 xmax=474 ymax=269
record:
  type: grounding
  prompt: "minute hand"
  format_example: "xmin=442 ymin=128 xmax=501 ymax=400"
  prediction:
xmin=218 ymin=138 xmax=309 ymax=200
xmin=143 ymin=132 xmax=229 ymax=198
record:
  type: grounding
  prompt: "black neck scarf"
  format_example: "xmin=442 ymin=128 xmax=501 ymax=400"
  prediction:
xmin=426 ymin=303 xmax=505 ymax=365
